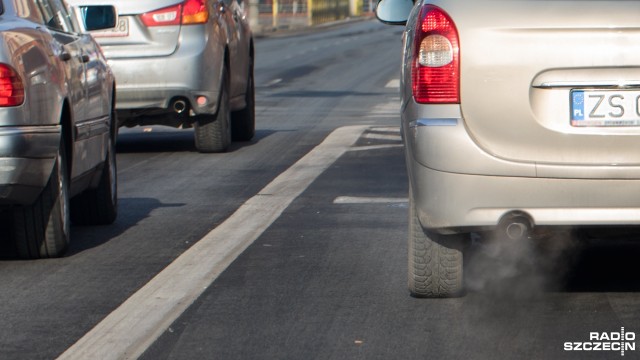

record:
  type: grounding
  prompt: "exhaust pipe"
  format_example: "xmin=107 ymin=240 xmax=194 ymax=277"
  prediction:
xmin=505 ymin=222 xmax=528 ymax=241
xmin=172 ymin=99 xmax=188 ymax=114
xmin=497 ymin=213 xmax=532 ymax=241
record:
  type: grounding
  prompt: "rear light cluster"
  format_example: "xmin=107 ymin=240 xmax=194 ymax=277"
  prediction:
xmin=141 ymin=0 xmax=209 ymax=27
xmin=412 ymin=5 xmax=460 ymax=104
xmin=0 ymin=64 xmax=24 ymax=107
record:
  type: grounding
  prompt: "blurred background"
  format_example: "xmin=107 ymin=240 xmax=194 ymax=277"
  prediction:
xmin=248 ymin=0 xmax=375 ymax=32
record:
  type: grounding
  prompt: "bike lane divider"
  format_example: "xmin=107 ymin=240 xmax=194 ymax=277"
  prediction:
xmin=57 ymin=125 xmax=370 ymax=360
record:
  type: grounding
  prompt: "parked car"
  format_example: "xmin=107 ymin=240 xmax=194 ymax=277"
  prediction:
xmin=67 ymin=0 xmax=255 ymax=153
xmin=0 ymin=0 xmax=118 ymax=259
xmin=377 ymin=0 xmax=640 ymax=297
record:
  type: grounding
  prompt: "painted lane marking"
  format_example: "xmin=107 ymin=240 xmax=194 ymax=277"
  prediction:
xmin=57 ymin=125 xmax=369 ymax=360
xmin=385 ymin=79 xmax=400 ymax=88
xmin=362 ymin=133 xmax=401 ymax=141
xmin=265 ymin=78 xmax=283 ymax=87
xmin=367 ymin=100 xmax=400 ymax=118
xmin=333 ymin=196 xmax=408 ymax=204
xmin=349 ymin=144 xmax=403 ymax=152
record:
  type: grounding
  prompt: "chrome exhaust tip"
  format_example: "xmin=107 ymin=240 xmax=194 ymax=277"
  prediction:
xmin=173 ymin=99 xmax=188 ymax=114
xmin=497 ymin=212 xmax=532 ymax=241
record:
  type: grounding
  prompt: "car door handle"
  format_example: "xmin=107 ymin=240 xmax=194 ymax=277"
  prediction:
xmin=59 ymin=52 xmax=71 ymax=61
xmin=80 ymin=54 xmax=90 ymax=63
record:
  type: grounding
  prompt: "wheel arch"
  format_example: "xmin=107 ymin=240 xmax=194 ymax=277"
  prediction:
xmin=224 ymin=45 xmax=230 ymax=84
xmin=216 ymin=45 xmax=231 ymax=114
xmin=249 ymin=37 xmax=255 ymax=61
xmin=110 ymin=82 xmax=118 ymax=141
xmin=59 ymin=99 xmax=73 ymax=180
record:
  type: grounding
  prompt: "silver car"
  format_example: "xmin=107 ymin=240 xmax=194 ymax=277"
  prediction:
xmin=67 ymin=0 xmax=255 ymax=153
xmin=377 ymin=0 xmax=640 ymax=297
xmin=0 ymin=0 xmax=118 ymax=258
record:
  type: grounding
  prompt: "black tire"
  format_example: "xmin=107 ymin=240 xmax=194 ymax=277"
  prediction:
xmin=70 ymin=130 xmax=117 ymax=225
xmin=13 ymin=144 xmax=70 ymax=259
xmin=231 ymin=58 xmax=255 ymax=142
xmin=194 ymin=67 xmax=231 ymax=153
xmin=408 ymin=188 xmax=465 ymax=298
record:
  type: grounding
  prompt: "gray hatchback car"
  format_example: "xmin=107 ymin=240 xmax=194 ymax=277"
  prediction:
xmin=378 ymin=0 xmax=640 ymax=297
xmin=67 ymin=0 xmax=255 ymax=153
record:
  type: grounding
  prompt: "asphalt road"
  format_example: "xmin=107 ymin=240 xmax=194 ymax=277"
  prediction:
xmin=2 ymin=18 xmax=640 ymax=360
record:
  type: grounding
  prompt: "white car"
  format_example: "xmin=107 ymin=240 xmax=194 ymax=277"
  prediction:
xmin=377 ymin=0 xmax=640 ymax=297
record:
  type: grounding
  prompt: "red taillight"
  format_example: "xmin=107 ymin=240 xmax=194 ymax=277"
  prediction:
xmin=412 ymin=5 xmax=459 ymax=104
xmin=0 ymin=64 xmax=24 ymax=107
xmin=182 ymin=0 xmax=209 ymax=24
xmin=141 ymin=4 xmax=181 ymax=26
xmin=140 ymin=0 xmax=208 ymax=27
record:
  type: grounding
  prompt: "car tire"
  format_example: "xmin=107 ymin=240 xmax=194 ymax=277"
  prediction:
xmin=13 ymin=143 xmax=70 ymax=259
xmin=194 ymin=67 xmax=231 ymax=153
xmin=231 ymin=58 xmax=255 ymax=142
xmin=408 ymin=187 xmax=464 ymax=298
xmin=70 ymin=126 xmax=117 ymax=225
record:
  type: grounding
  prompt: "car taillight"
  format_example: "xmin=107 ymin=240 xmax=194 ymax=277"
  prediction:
xmin=0 ymin=64 xmax=24 ymax=107
xmin=182 ymin=0 xmax=209 ymax=24
xmin=412 ymin=5 xmax=460 ymax=104
xmin=140 ymin=0 xmax=208 ymax=27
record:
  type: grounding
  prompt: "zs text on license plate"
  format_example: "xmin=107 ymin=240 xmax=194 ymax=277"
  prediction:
xmin=571 ymin=90 xmax=640 ymax=127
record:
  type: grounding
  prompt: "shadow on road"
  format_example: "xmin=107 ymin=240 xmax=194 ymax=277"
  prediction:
xmin=116 ymin=127 xmax=276 ymax=154
xmin=464 ymin=227 xmax=640 ymax=297
xmin=563 ymin=228 xmax=640 ymax=293
xmin=116 ymin=128 xmax=197 ymax=153
xmin=0 ymin=197 xmax=185 ymax=260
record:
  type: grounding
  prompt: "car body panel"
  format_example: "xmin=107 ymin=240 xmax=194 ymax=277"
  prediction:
xmin=454 ymin=0 xmax=640 ymax=168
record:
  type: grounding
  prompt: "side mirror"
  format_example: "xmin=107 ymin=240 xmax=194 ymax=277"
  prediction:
xmin=375 ymin=0 xmax=413 ymax=25
xmin=80 ymin=5 xmax=117 ymax=31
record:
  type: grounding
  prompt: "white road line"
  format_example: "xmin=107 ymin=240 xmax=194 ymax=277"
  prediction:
xmin=333 ymin=196 xmax=408 ymax=204
xmin=385 ymin=79 xmax=400 ymax=88
xmin=362 ymin=133 xmax=401 ymax=141
xmin=57 ymin=125 xmax=369 ymax=360
xmin=265 ymin=78 xmax=283 ymax=87
xmin=349 ymin=144 xmax=403 ymax=152
xmin=367 ymin=101 xmax=400 ymax=119
xmin=367 ymin=114 xmax=398 ymax=118
xmin=370 ymin=126 xmax=399 ymax=132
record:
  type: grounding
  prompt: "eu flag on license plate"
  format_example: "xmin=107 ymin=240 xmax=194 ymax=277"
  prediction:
xmin=571 ymin=91 xmax=585 ymax=121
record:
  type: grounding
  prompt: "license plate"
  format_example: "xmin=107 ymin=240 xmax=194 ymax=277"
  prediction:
xmin=571 ymin=90 xmax=640 ymax=127
xmin=91 ymin=17 xmax=128 ymax=38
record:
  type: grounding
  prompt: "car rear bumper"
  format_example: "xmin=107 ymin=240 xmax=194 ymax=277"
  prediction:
xmin=404 ymin=102 xmax=640 ymax=232
xmin=113 ymin=85 xmax=219 ymax=114
xmin=106 ymin=28 xmax=223 ymax=118
xmin=0 ymin=126 xmax=60 ymax=205
xmin=410 ymin=159 xmax=640 ymax=233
